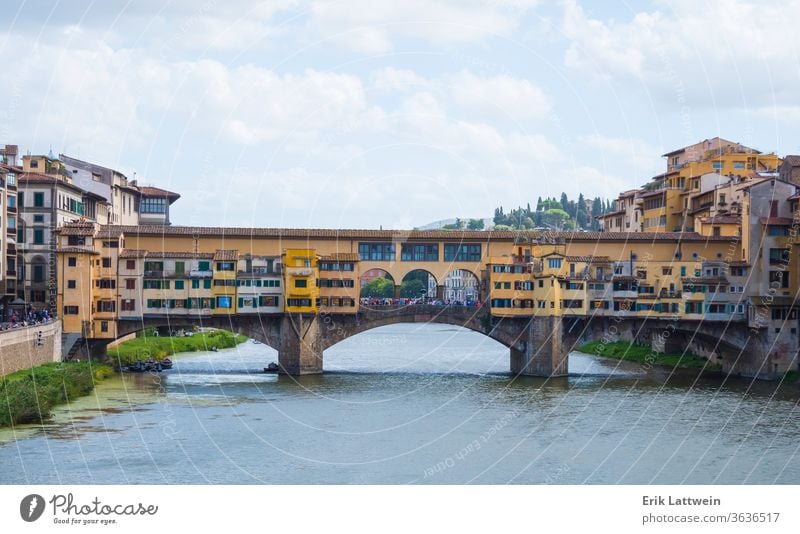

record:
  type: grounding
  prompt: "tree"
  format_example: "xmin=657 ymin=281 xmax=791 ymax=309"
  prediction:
xmin=360 ymin=277 xmax=394 ymax=298
xmin=536 ymin=196 xmax=543 ymax=212
xmin=467 ymin=218 xmax=484 ymax=230
xmin=399 ymin=279 xmax=425 ymax=298
xmin=560 ymin=192 xmax=569 ymax=212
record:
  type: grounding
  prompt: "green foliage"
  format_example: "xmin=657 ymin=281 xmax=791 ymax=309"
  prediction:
xmin=493 ymin=192 xmax=611 ymax=231
xmin=467 ymin=218 xmax=484 ymax=230
xmin=360 ymin=277 xmax=395 ymax=298
xmin=399 ymin=279 xmax=425 ymax=297
xmin=0 ymin=362 xmax=114 ymax=427
xmin=578 ymin=340 xmax=720 ymax=370
xmin=110 ymin=330 xmax=247 ymax=366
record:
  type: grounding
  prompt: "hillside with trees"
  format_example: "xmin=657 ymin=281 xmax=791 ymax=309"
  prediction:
xmin=492 ymin=193 xmax=610 ymax=231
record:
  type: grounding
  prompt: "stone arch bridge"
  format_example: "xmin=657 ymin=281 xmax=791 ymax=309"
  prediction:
xmin=86 ymin=305 xmax=777 ymax=378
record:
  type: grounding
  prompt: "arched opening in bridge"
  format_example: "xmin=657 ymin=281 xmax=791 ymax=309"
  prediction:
xmin=442 ymin=269 xmax=480 ymax=304
xmin=359 ymin=268 xmax=394 ymax=299
xmin=324 ymin=323 xmax=508 ymax=374
xmin=400 ymin=269 xmax=437 ymax=300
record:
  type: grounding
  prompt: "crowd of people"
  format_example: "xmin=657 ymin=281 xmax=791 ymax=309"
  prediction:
xmin=360 ymin=297 xmax=481 ymax=307
xmin=0 ymin=308 xmax=53 ymax=331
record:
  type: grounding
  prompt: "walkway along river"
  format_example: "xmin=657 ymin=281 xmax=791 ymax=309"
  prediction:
xmin=1 ymin=324 xmax=798 ymax=484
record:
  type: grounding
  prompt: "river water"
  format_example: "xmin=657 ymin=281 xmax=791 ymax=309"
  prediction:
xmin=1 ymin=324 xmax=798 ymax=484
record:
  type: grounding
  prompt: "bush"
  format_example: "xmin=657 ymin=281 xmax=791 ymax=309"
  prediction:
xmin=0 ymin=362 xmax=114 ymax=427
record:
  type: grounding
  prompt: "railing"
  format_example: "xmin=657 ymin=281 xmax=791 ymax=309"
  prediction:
xmin=189 ymin=269 xmax=213 ymax=278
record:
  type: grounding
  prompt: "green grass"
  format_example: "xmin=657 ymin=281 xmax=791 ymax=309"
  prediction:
xmin=109 ymin=330 xmax=248 ymax=366
xmin=578 ymin=340 xmax=721 ymax=370
xmin=783 ymin=371 xmax=800 ymax=383
xmin=0 ymin=362 xmax=114 ymax=427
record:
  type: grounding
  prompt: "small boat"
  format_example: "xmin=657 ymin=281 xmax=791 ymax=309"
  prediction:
xmin=210 ymin=346 xmax=218 ymax=352
xmin=263 ymin=362 xmax=280 ymax=373
xmin=161 ymin=358 xmax=173 ymax=370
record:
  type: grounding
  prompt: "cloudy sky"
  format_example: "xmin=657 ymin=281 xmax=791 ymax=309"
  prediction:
xmin=1 ymin=0 xmax=798 ymax=228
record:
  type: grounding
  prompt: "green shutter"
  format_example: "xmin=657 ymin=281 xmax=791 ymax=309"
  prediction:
xmin=238 ymin=298 xmax=244 ymax=308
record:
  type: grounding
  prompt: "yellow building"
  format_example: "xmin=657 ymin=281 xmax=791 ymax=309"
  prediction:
xmin=283 ymin=248 xmax=319 ymax=313
xmin=317 ymin=252 xmax=359 ymax=314
xmin=212 ymin=249 xmax=238 ymax=314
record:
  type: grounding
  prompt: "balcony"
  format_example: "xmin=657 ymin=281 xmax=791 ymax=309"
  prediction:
xmin=144 ymin=270 xmax=164 ymax=278
xmin=286 ymin=267 xmax=314 ymax=277
xmin=189 ymin=269 xmax=213 ymax=278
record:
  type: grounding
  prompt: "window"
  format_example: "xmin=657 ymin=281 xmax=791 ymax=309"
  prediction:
xmin=97 ymin=301 xmax=115 ymax=312
xmin=733 ymin=161 xmax=745 ymax=170
xmin=121 ymin=299 xmax=136 ymax=312
xmin=295 ymin=279 xmax=308 ymax=288
xmin=63 ymin=306 xmax=79 ymax=315
xmin=547 ymin=258 xmax=562 ymax=269
xmin=712 ymin=161 xmax=723 ymax=170
xmin=769 ymin=271 xmax=790 ymax=288
xmin=216 ymin=296 xmax=233 ymax=308
xmin=216 ymin=262 xmax=235 ymax=271
xmin=174 ymin=280 xmax=185 ymax=290
xmin=126 ymin=260 xmax=136 ymax=270
xmin=203 ymin=279 xmax=212 ymax=289
xmin=358 ymin=243 xmax=396 ymax=261
xmin=444 ymin=244 xmax=481 ymax=262
xmin=662 ymin=267 xmax=672 ymax=276
xmin=769 ymin=248 xmax=790 ymax=265
xmin=768 ymin=225 xmax=789 ymax=236
xmin=287 ymin=298 xmax=312 ymax=307
xmin=102 ymin=258 xmax=111 ymax=268
xmin=713 ymin=226 xmax=721 ymax=237
xmin=401 ymin=244 xmax=439 ymax=261
xmin=191 ymin=279 xmax=200 ymax=289
xmin=259 ymin=296 xmax=279 ymax=307
xmin=67 ymin=280 xmax=76 ymax=289
xmin=102 ymin=240 xmax=119 ymax=248
xmin=33 ymin=229 xmax=44 ymax=244
xmin=33 ymin=192 xmax=44 ymax=207
xmin=198 ymin=261 xmax=210 ymax=271
xmin=68 ymin=257 xmax=77 ymax=267
xmin=140 ymin=197 xmax=167 ymax=213
xmin=125 ymin=279 xmax=136 ymax=290
xmin=32 ymin=264 xmax=45 ymax=282
xmin=96 ymin=279 xmax=116 ymax=289
xmin=144 ymin=261 xmax=164 ymax=273
xmin=7 ymin=195 xmax=16 ymax=208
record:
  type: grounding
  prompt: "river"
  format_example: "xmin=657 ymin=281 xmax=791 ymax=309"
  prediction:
xmin=1 ymin=324 xmax=798 ymax=484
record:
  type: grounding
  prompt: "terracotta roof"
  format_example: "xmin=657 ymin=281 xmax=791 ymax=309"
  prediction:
xmin=318 ymin=252 xmax=360 ymax=262
xmin=57 ymin=247 xmax=99 ymax=255
xmin=139 ymin=186 xmax=180 ymax=201
xmin=681 ymin=277 xmax=729 ymax=284
xmin=0 ymin=145 xmax=18 ymax=156
xmin=214 ymin=249 xmax=238 ymax=261
xmin=597 ymin=209 xmax=625 ymax=218
xmin=120 ymin=249 xmax=215 ymax=259
xmin=698 ymin=215 xmax=740 ymax=225
xmin=57 ymin=222 xmax=96 ymax=236
xmin=96 ymin=226 xmax=125 ymax=239
xmin=789 ymin=194 xmax=800 ymax=201
xmin=119 ymin=249 xmax=148 ymax=259
xmin=639 ymin=189 xmax=667 ymax=199
xmin=564 ymin=256 xmax=612 ymax=263
xmin=759 ymin=217 xmax=794 ymax=225
xmin=781 ymin=155 xmax=800 ymax=167
xmin=103 ymin=225 xmax=734 ymax=242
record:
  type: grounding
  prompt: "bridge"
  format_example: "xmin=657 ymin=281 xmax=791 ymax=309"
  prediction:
xmin=80 ymin=304 xmax=774 ymax=378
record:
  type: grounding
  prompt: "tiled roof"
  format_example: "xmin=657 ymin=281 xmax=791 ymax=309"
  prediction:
xmin=119 ymin=249 xmax=148 ymax=259
xmin=564 ymin=256 xmax=612 ymax=263
xmin=781 ymin=155 xmax=800 ymax=167
xmin=214 ymin=249 xmax=238 ymax=261
xmin=120 ymin=249 xmax=215 ymax=259
xmin=139 ymin=186 xmax=180 ymax=200
xmin=0 ymin=145 xmax=18 ymax=155
xmin=102 ymin=225 xmax=734 ymax=242
xmin=638 ymin=189 xmax=667 ymax=199
xmin=597 ymin=209 xmax=625 ymax=218
xmin=681 ymin=277 xmax=729 ymax=284
xmin=57 ymin=222 xmax=96 ymax=236
xmin=57 ymin=247 xmax=99 ymax=255
xmin=759 ymin=217 xmax=794 ymax=225
xmin=698 ymin=215 xmax=740 ymax=224
xmin=318 ymin=252 xmax=360 ymax=262
xmin=96 ymin=226 xmax=125 ymax=239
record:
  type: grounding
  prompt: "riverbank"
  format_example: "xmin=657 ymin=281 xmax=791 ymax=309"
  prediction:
xmin=109 ymin=330 xmax=248 ymax=366
xmin=578 ymin=340 xmax=721 ymax=370
xmin=0 ymin=362 xmax=113 ymax=427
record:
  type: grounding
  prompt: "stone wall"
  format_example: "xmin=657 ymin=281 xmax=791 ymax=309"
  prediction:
xmin=0 ymin=321 xmax=62 ymax=375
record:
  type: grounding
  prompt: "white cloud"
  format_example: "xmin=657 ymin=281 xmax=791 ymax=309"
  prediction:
xmin=449 ymin=71 xmax=552 ymax=119
xmin=578 ymin=133 xmax=662 ymax=174
xmin=561 ymin=0 xmax=800 ymax=108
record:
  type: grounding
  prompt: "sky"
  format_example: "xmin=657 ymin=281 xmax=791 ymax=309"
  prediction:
xmin=1 ymin=0 xmax=799 ymax=229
